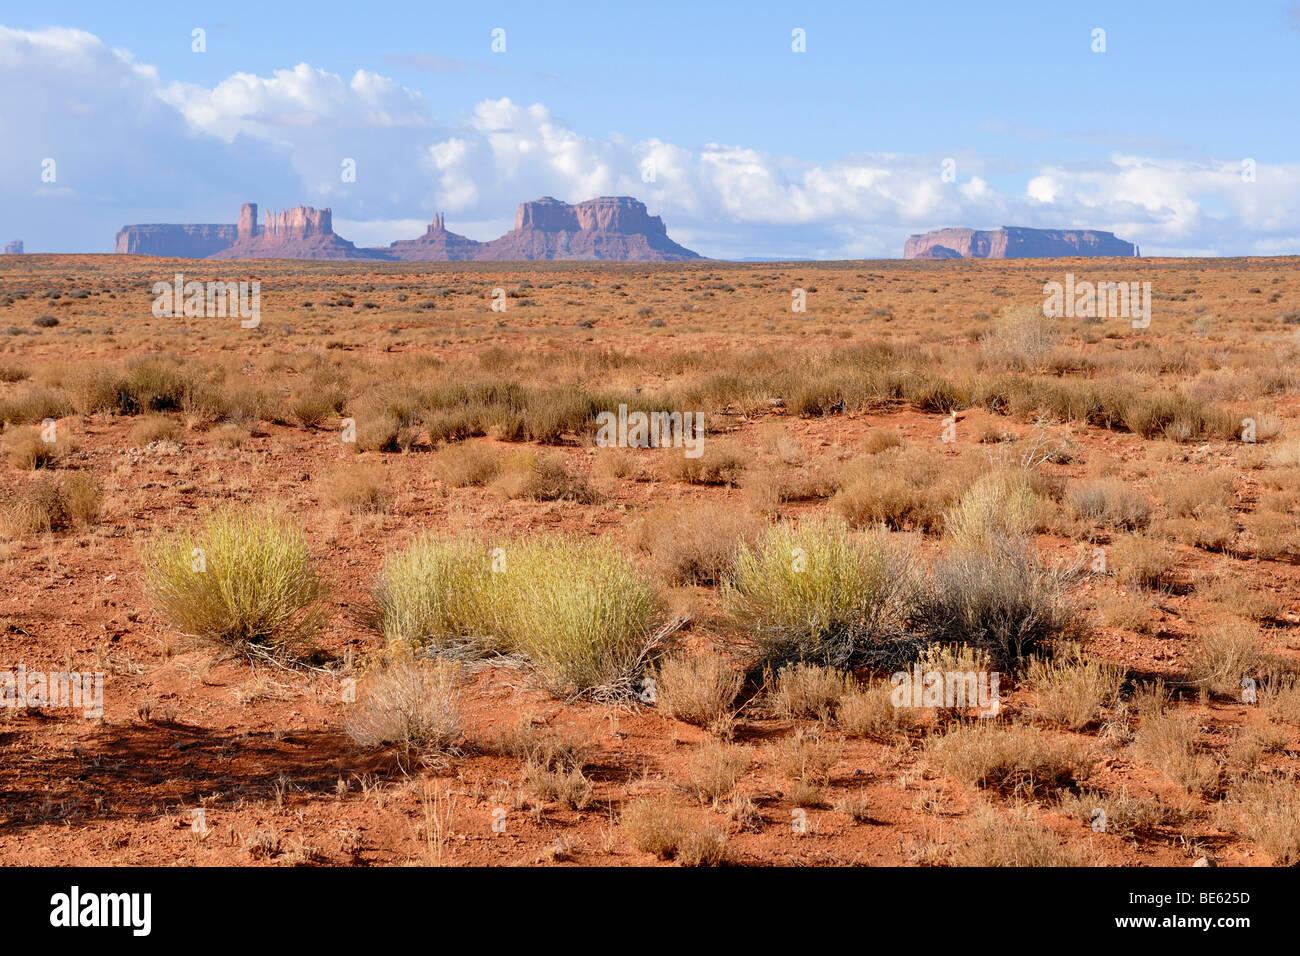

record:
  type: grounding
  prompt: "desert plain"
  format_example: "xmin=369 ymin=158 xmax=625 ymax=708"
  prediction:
xmin=1 ymin=253 xmax=1298 ymax=867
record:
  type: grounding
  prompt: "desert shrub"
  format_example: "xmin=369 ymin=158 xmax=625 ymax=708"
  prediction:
xmin=0 ymin=473 xmax=101 ymax=538
xmin=667 ymin=440 xmax=749 ymax=487
xmin=351 ymin=413 xmax=401 ymax=452
xmin=372 ymin=536 xmax=494 ymax=652
xmin=634 ymin=504 xmax=762 ymax=585
xmin=980 ymin=306 xmax=1059 ymax=370
xmin=374 ymin=533 xmax=664 ymax=696
xmin=496 ymin=536 xmax=664 ymax=695
xmin=943 ymin=467 xmax=1044 ymax=550
xmin=1066 ymin=478 xmax=1150 ymax=530
xmin=344 ymin=659 xmax=462 ymax=760
xmin=0 ymin=387 xmax=71 ymax=425
xmin=130 ymin=414 xmax=183 ymax=445
xmin=431 ymin=442 xmax=500 ymax=487
xmin=912 ymin=537 xmax=1080 ymax=668
xmin=1110 ymin=535 xmax=1177 ymax=590
xmin=491 ymin=450 xmax=598 ymax=502
xmin=836 ymin=680 xmax=916 ymax=738
xmin=322 ymin=462 xmax=389 ymax=513
xmin=925 ymin=723 xmax=1090 ymax=793
xmin=1057 ymin=787 xmax=1181 ymax=838
xmin=620 ymin=797 xmax=728 ymax=866
xmin=2 ymin=425 xmax=74 ymax=469
xmin=653 ymin=652 xmax=743 ymax=733
xmin=0 ymin=363 xmax=29 ymax=383
xmin=767 ymin=662 xmax=852 ymax=720
xmin=723 ymin=516 xmax=913 ymax=669
xmin=685 ymin=740 xmax=752 ymax=805
xmin=1025 ymin=649 xmax=1125 ymax=729
xmin=1228 ymin=775 xmax=1300 ymax=866
xmin=143 ymin=507 xmax=326 ymax=654
xmin=946 ymin=804 xmax=1103 ymax=866
xmin=1133 ymin=710 xmax=1220 ymax=795
xmin=1186 ymin=622 xmax=1263 ymax=698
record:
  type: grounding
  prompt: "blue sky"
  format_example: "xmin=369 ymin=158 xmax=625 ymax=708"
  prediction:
xmin=3 ymin=1 xmax=1299 ymax=257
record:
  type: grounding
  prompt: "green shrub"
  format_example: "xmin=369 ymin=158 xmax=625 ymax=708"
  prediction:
xmin=143 ymin=507 xmax=326 ymax=654
xmin=723 ymin=516 xmax=912 ymax=669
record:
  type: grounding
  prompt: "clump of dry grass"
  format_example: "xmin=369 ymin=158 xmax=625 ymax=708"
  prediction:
xmin=633 ymin=504 xmax=763 ymax=586
xmin=942 ymin=467 xmax=1045 ymax=550
xmin=1066 ymin=478 xmax=1150 ymax=530
xmin=652 ymin=652 xmax=743 ymax=734
xmin=1110 ymin=535 xmax=1177 ymax=590
xmin=767 ymin=662 xmax=852 ymax=721
xmin=431 ymin=442 xmax=500 ymax=487
xmin=344 ymin=659 xmax=463 ymax=761
xmin=0 ymin=473 xmax=101 ymax=538
xmin=2 ymin=425 xmax=75 ymax=469
xmin=129 ymin=414 xmax=183 ymax=446
xmin=1057 ymin=787 xmax=1182 ymax=838
xmin=1196 ymin=573 xmax=1286 ymax=623
xmin=685 ymin=740 xmax=752 ymax=805
xmin=491 ymin=450 xmax=598 ymax=502
xmin=1094 ymin=588 xmax=1154 ymax=633
xmin=322 ymin=462 xmax=390 ymax=514
xmin=1186 ymin=621 xmax=1262 ymax=698
xmin=1025 ymin=649 xmax=1125 ymax=730
xmin=1132 ymin=709 xmax=1220 ymax=795
xmin=946 ymin=804 xmax=1103 ymax=866
xmin=666 ymin=440 xmax=748 ymax=487
xmin=620 ymin=797 xmax=729 ymax=865
xmin=1226 ymin=775 xmax=1300 ymax=865
xmin=836 ymin=680 xmax=916 ymax=738
xmin=925 ymin=723 xmax=1090 ymax=793
xmin=375 ymin=533 xmax=665 ymax=696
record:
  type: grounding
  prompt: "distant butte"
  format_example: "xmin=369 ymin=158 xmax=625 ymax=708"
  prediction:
xmin=114 ymin=197 xmax=704 ymax=262
xmin=904 ymin=226 xmax=1138 ymax=259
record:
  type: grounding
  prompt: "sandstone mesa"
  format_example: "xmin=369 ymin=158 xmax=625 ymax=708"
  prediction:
xmin=115 ymin=197 xmax=704 ymax=262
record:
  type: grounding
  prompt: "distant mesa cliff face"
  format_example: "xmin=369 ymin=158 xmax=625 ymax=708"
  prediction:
xmin=115 ymin=197 xmax=703 ymax=261
xmin=114 ymin=224 xmax=236 ymax=257
xmin=474 ymin=196 xmax=701 ymax=261
xmin=904 ymin=227 xmax=1138 ymax=260
xmin=3 ymin=241 xmax=23 ymax=254
xmin=209 ymin=204 xmax=377 ymax=260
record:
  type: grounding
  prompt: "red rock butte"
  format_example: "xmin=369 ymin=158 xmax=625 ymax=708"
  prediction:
xmin=904 ymin=226 xmax=1138 ymax=259
xmin=115 ymin=197 xmax=704 ymax=261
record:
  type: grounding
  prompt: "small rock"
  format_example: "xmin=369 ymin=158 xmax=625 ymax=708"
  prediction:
xmin=1193 ymin=856 xmax=1215 ymax=867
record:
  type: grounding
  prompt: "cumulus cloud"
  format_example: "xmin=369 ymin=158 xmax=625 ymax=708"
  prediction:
xmin=2 ymin=25 xmax=1296 ymax=257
